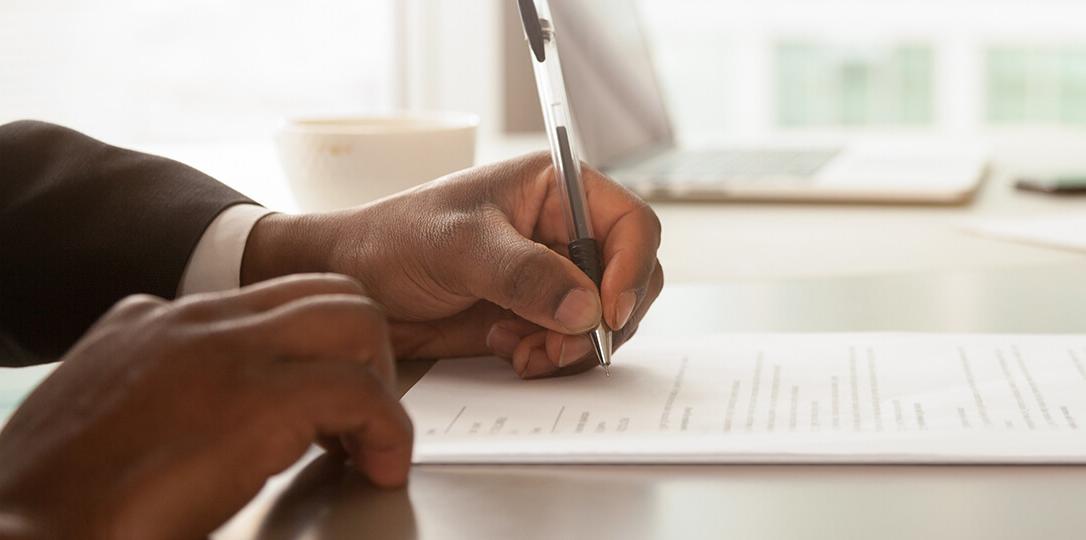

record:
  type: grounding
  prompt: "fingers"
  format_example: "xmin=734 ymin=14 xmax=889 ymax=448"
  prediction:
xmin=461 ymin=212 xmax=602 ymax=335
xmin=177 ymin=273 xmax=366 ymax=318
xmin=544 ymin=261 xmax=663 ymax=373
xmin=501 ymin=159 xmax=661 ymax=336
xmin=510 ymin=331 xmax=551 ymax=379
xmin=96 ymin=294 xmax=168 ymax=328
xmin=390 ymin=302 xmax=514 ymax=360
xmin=486 ymin=317 xmax=540 ymax=358
xmin=228 ymin=293 xmax=396 ymax=389
xmin=578 ymin=169 xmax=663 ymax=331
xmin=185 ymin=276 xmax=408 ymax=488
xmin=507 ymin=330 xmax=597 ymax=379
xmin=611 ymin=260 xmax=664 ymax=349
xmin=266 ymin=361 xmax=413 ymax=488
xmin=489 ymin=262 xmax=664 ymax=379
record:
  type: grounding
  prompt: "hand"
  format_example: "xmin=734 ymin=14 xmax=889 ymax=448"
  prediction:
xmin=243 ymin=152 xmax=664 ymax=379
xmin=0 ymin=275 xmax=412 ymax=538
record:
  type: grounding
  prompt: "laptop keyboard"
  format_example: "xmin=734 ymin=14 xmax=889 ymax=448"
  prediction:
xmin=619 ymin=148 xmax=841 ymax=185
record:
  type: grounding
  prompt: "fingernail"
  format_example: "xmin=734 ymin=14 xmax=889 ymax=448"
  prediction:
xmin=555 ymin=288 xmax=600 ymax=332
xmin=558 ymin=336 xmax=593 ymax=367
xmin=486 ymin=324 xmax=520 ymax=358
xmin=512 ymin=349 xmax=530 ymax=377
xmin=614 ymin=290 xmax=637 ymax=330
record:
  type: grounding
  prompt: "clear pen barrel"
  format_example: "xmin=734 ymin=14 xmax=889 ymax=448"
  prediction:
xmin=528 ymin=11 xmax=593 ymax=243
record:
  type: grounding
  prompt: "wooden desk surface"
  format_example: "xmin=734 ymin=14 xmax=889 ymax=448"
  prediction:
xmin=216 ymin=263 xmax=1086 ymax=540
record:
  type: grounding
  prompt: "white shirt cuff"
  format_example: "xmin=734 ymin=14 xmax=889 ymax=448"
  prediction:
xmin=178 ymin=204 xmax=275 ymax=296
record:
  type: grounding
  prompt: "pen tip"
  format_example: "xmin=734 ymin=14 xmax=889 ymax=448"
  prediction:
xmin=589 ymin=325 xmax=613 ymax=368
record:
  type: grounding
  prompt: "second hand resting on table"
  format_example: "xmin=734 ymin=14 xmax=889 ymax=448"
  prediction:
xmin=242 ymin=152 xmax=664 ymax=379
xmin=0 ymin=150 xmax=663 ymax=538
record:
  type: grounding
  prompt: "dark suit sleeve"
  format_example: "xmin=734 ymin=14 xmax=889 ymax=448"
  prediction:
xmin=0 ymin=120 xmax=256 ymax=365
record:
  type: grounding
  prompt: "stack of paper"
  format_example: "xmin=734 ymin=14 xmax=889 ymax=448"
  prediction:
xmin=402 ymin=334 xmax=1086 ymax=464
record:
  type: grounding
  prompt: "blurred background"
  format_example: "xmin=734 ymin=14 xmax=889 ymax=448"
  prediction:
xmin=5 ymin=0 xmax=1086 ymax=154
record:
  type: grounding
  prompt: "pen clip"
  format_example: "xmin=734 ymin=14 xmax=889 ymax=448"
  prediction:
xmin=516 ymin=0 xmax=546 ymax=63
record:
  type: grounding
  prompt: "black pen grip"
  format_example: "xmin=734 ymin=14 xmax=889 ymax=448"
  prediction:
xmin=568 ymin=237 xmax=603 ymax=287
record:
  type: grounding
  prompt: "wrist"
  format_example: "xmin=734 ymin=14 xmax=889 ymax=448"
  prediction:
xmin=241 ymin=212 xmax=338 ymax=285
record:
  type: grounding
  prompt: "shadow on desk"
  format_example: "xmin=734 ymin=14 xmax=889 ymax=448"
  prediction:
xmin=253 ymin=457 xmax=1086 ymax=540
xmin=257 ymin=454 xmax=417 ymax=539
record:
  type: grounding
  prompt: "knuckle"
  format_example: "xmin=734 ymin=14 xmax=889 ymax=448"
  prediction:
xmin=246 ymin=376 xmax=313 ymax=454
xmin=266 ymin=419 xmax=310 ymax=455
xmin=508 ymin=153 xmax=555 ymax=191
xmin=106 ymin=294 xmax=166 ymax=320
xmin=521 ymin=151 xmax=552 ymax=176
xmin=90 ymin=294 xmax=167 ymax=342
xmin=255 ymin=416 xmax=311 ymax=471
xmin=639 ymin=203 xmax=663 ymax=242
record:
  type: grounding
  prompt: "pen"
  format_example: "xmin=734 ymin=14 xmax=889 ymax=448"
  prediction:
xmin=517 ymin=0 xmax=613 ymax=372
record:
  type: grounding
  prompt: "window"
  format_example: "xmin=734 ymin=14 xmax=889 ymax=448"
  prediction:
xmin=987 ymin=46 xmax=1086 ymax=126
xmin=776 ymin=42 xmax=934 ymax=127
xmin=638 ymin=0 xmax=1086 ymax=142
xmin=0 ymin=0 xmax=396 ymax=145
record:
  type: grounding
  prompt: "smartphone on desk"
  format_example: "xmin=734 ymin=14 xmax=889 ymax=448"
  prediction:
xmin=1015 ymin=176 xmax=1086 ymax=194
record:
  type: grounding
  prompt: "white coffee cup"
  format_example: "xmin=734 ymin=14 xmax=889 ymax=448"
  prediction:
xmin=275 ymin=113 xmax=478 ymax=212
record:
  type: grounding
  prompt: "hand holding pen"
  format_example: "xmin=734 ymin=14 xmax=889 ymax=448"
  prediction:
xmin=287 ymin=1 xmax=662 ymax=380
xmin=517 ymin=0 xmax=627 ymax=372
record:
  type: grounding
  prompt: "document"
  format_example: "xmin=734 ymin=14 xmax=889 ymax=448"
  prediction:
xmin=962 ymin=215 xmax=1086 ymax=254
xmin=402 ymin=334 xmax=1086 ymax=464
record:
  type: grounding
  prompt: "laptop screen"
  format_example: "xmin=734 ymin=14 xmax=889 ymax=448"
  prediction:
xmin=550 ymin=0 xmax=675 ymax=168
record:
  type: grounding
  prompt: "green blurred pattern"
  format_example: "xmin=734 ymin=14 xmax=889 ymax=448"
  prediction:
xmin=776 ymin=42 xmax=934 ymax=127
xmin=987 ymin=47 xmax=1086 ymax=125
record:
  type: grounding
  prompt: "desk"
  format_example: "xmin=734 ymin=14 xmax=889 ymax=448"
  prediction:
xmin=215 ymin=264 xmax=1086 ymax=540
xmin=156 ymin=138 xmax=1086 ymax=539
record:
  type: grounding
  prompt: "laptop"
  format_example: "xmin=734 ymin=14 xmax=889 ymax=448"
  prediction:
xmin=548 ymin=0 xmax=987 ymax=204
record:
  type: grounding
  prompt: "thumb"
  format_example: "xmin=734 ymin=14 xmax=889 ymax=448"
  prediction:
xmin=462 ymin=219 xmax=601 ymax=334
